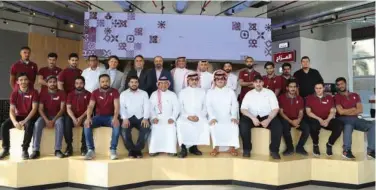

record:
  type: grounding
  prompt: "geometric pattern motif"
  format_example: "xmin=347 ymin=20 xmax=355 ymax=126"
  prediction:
xmin=232 ymin=22 xmax=241 ymax=31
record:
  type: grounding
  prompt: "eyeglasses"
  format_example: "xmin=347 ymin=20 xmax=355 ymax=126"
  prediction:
xmin=190 ymin=78 xmax=199 ymax=81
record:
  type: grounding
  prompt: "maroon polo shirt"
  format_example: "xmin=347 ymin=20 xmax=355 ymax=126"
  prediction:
xmin=38 ymin=66 xmax=62 ymax=93
xmin=58 ymin=67 xmax=82 ymax=94
xmin=278 ymin=93 xmax=304 ymax=120
xmin=262 ymin=75 xmax=282 ymax=93
xmin=238 ymin=69 xmax=260 ymax=102
xmin=334 ymin=92 xmax=361 ymax=116
xmin=10 ymin=89 xmax=39 ymax=117
xmin=10 ymin=60 xmax=38 ymax=89
xmin=91 ymin=88 xmax=120 ymax=116
xmin=280 ymin=76 xmax=292 ymax=94
xmin=67 ymin=90 xmax=91 ymax=117
xmin=306 ymin=94 xmax=335 ymax=120
xmin=39 ymin=90 xmax=66 ymax=117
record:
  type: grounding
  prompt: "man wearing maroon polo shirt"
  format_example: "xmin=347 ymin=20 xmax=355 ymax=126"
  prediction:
xmin=38 ymin=53 xmax=62 ymax=94
xmin=263 ymin=62 xmax=282 ymax=96
xmin=306 ymin=81 xmax=343 ymax=157
xmin=238 ymin=56 xmax=260 ymax=103
xmin=0 ymin=73 xmax=38 ymax=160
xmin=280 ymin=63 xmax=292 ymax=94
xmin=84 ymin=74 xmax=121 ymax=160
xmin=58 ymin=53 xmax=82 ymax=94
xmin=9 ymin=46 xmax=38 ymax=90
xmin=30 ymin=76 xmax=66 ymax=159
xmin=334 ymin=77 xmax=375 ymax=159
xmin=278 ymin=79 xmax=309 ymax=156
xmin=65 ymin=76 xmax=91 ymax=156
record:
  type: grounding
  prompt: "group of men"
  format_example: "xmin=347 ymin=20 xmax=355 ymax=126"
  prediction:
xmin=0 ymin=46 xmax=374 ymax=161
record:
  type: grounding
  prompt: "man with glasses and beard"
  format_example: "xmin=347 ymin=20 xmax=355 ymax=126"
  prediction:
xmin=84 ymin=74 xmax=121 ymax=160
xmin=223 ymin=62 xmax=238 ymax=92
xmin=334 ymin=77 xmax=375 ymax=159
xmin=120 ymin=76 xmax=150 ymax=158
xmin=65 ymin=76 xmax=91 ymax=156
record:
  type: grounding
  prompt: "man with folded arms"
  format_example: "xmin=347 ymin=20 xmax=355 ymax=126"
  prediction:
xmin=0 ymin=73 xmax=38 ymax=160
xmin=31 ymin=75 xmax=66 ymax=159
xmin=120 ymin=76 xmax=150 ymax=158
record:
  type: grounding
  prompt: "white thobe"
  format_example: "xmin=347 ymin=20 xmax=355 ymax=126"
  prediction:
xmin=172 ymin=68 xmax=190 ymax=95
xmin=226 ymin=73 xmax=238 ymax=92
xmin=177 ymin=87 xmax=210 ymax=147
xmin=149 ymin=90 xmax=180 ymax=154
xmin=199 ymin=71 xmax=213 ymax=91
xmin=206 ymin=87 xmax=239 ymax=149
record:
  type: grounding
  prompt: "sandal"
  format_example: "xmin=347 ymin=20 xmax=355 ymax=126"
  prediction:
xmin=210 ymin=148 xmax=219 ymax=156
xmin=228 ymin=147 xmax=238 ymax=156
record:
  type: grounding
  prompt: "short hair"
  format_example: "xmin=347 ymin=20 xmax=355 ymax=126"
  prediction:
xmin=245 ymin=56 xmax=254 ymax=61
xmin=223 ymin=62 xmax=232 ymax=68
xmin=75 ymin=76 xmax=86 ymax=84
xmin=286 ymin=79 xmax=297 ymax=86
xmin=335 ymin=77 xmax=347 ymax=84
xmin=301 ymin=56 xmax=310 ymax=62
xmin=16 ymin=72 xmax=28 ymax=80
xmin=314 ymin=81 xmax=325 ymax=87
xmin=282 ymin=62 xmax=291 ymax=69
xmin=88 ymin=55 xmax=98 ymax=60
xmin=108 ymin=55 xmax=119 ymax=62
xmin=46 ymin=75 xmax=57 ymax=82
xmin=253 ymin=75 xmax=263 ymax=81
xmin=69 ymin=53 xmax=79 ymax=60
xmin=20 ymin=46 xmax=31 ymax=51
xmin=127 ymin=75 xmax=139 ymax=82
xmin=99 ymin=74 xmax=110 ymax=80
xmin=47 ymin=52 xmax=58 ymax=59
xmin=134 ymin=55 xmax=144 ymax=60
xmin=264 ymin=61 xmax=275 ymax=69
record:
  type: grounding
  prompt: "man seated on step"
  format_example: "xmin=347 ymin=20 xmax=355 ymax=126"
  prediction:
xmin=240 ymin=75 xmax=282 ymax=159
xmin=84 ymin=74 xmax=121 ymax=160
xmin=176 ymin=72 xmax=210 ymax=158
xmin=0 ymin=73 xmax=39 ymax=160
xmin=65 ymin=76 xmax=91 ymax=156
xmin=305 ymin=81 xmax=344 ymax=157
xmin=31 ymin=75 xmax=66 ymax=159
xmin=278 ymin=79 xmax=310 ymax=156
xmin=149 ymin=76 xmax=180 ymax=157
xmin=120 ymin=76 xmax=150 ymax=159
xmin=334 ymin=77 xmax=375 ymax=159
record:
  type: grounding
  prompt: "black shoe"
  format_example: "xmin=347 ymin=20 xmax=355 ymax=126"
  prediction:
xmin=189 ymin=146 xmax=203 ymax=156
xmin=22 ymin=151 xmax=29 ymax=160
xmin=81 ymin=147 xmax=87 ymax=156
xmin=0 ymin=149 xmax=10 ymax=160
xmin=313 ymin=145 xmax=320 ymax=157
xmin=295 ymin=147 xmax=308 ymax=156
xmin=128 ymin=150 xmax=136 ymax=158
xmin=64 ymin=145 xmax=73 ymax=157
xmin=29 ymin=151 xmax=40 ymax=159
xmin=149 ymin=153 xmax=159 ymax=157
xmin=55 ymin=150 xmax=65 ymax=158
xmin=282 ymin=148 xmax=294 ymax=156
xmin=243 ymin=150 xmax=251 ymax=158
xmin=270 ymin=152 xmax=281 ymax=160
xmin=136 ymin=151 xmax=143 ymax=158
xmin=168 ymin=153 xmax=177 ymax=157
xmin=326 ymin=143 xmax=333 ymax=157
xmin=178 ymin=146 xmax=188 ymax=158
xmin=342 ymin=150 xmax=355 ymax=159
xmin=367 ymin=151 xmax=375 ymax=159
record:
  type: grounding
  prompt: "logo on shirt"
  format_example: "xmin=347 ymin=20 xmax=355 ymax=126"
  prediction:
xmin=296 ymin=100 xmax=299 ymax=104
xmin=55 ymin=70 xmax=58 ymax=74
xmin=24 ymin=95 xmax=31 ymax=99
xmin=274 ymin=80 xmax=276 ymax=83
xmin=84 ymin=96 xmax=87 ymax=99
xmin=53 ymin=96 xmax=60 ymax=101
xmin=110 ymin=93 xmax=112 ymax=96
xmin=353 ymin=96 xmax=356 ymax=100
xmin=99 ymin=96 xmax=104 ymax=100
xmin=244 ymin=74 xmax=248 ymax=76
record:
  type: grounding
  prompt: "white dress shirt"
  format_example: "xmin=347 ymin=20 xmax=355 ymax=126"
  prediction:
xmin=156 ymin=69 xmax=162 ymax=80
xmin=120 ymin=89 xmax=150 ymax=119
xmin=81 ymin=67 xmax=106 ymax=92
xmin=199 ymin=71 xmax=213 ymax=91
xmin=226 ymin=72 xmax=238 ymax=91
xmin=241 ymin=88 xmax=279 ymax=117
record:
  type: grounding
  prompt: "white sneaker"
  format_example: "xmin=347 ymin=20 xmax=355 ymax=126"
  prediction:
xmin=84 ymin=149 xmax=95 ymax=160
xmin=110 ymin=150 xmax=118 ymax=160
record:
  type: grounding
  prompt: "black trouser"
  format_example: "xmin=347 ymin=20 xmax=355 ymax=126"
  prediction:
xmin=239 ymin=115 xmax=282 ymax=153
xmin=280 ymin=116 xmax=310 ymax=150
xmin=120 ymin=116 xmax=150 ymax=152
xmin=1 ymin=116 xmax=36 ymax=151
xmin=64 ymin=115 xmax=86 ymax=148
xmin=371 ymin=109 xmax=375 ymax=118
xmin=306 ymin=117 xmax=343 ymax=145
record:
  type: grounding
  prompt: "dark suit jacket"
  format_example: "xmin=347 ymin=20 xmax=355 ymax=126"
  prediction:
xmin=125 ymin=68 xmax=149 ymax=91
xmin=146 ymin=68 xmax=174 ymax=96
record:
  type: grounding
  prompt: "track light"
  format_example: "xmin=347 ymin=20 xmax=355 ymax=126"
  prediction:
xmin=310 ymin=28 xmax=314 ymax=34
xmin=161 ymin=6 xmax=165 ymax=11
xmin=282 ymin=25 xmax=286 ymax=30
xmin=128 ymin=5 xmax=134 ymax=12
xmin=30 ymin=11 xmax=36 ymax=16
xmin=69 ymin=23 xmax=74 ymax=28
xmin=363 ymin=17 xmax=367 ymax=22
xmin=202 ymin=8 xmax=206 ymax=13
xmin=51 ymin=29 xmax=55 ymax=33
xmin=3 ymin=20 xmax=8 ymax=24
xmin=231 ymin=9 xmax=235 ymax=15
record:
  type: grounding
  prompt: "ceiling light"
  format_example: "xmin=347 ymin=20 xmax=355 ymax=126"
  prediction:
xmin=310 ymin=28 xmax=314 ymax=34
xmin=231 ymin=9 xmax=235 ymax=15
xmin=3 ymin=20 xmax=8 ymax=24
xmin=69 ymin=23 xmax=74 ymax=28
xmin=128 ymin=5 xmax=134 ymax=12
xmin=363 ymin=17 xmax=367 ymax=22
xmin=51 ymin=29 xmax=55 ymax=33
xmin=30 ymin=11 xmax=36 ymax=16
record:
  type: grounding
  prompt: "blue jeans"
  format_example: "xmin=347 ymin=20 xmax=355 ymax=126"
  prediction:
xmin=338 ymin=116 xmax=375 ymax=152
xmin=84 ymin=115 xmax=120 ymax=151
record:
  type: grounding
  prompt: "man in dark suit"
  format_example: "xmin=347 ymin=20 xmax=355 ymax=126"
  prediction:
xmin=125 ymin=55 xmax=149 ymax=91
xmin=146 ymin=56 xmax=173 ymax=96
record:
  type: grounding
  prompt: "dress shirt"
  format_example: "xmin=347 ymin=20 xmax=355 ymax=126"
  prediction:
xmin=108 ymin=68 xmax=117 ymax=83
xmin=81 ymin=67 xmax=106 ymax=92
xmin=241 ymin=88 xmax=279 ymax=117
xmin=156 ymin=69 xmax=162 ymax=80
xmin=226 ymin=72 xmax=238 ymax=91
xmin=137 ymin=69 xmax=142 ymax=78
xmin=119 ymin=89 xmax=150 ymax=119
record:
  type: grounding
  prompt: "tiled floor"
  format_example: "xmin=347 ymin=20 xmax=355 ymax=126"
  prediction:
xmin=51 ymin=185 xmax=375 ymax=190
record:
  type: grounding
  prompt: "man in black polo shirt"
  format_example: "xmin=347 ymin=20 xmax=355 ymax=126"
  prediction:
xmin=293 ymin=56 xmax=323 ymax=98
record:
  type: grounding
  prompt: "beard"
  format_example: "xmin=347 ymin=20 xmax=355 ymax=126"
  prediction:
xmin=339 ymin=88 xmax=347 ymax=92
xmin=101 ymin=85 xmax=109 ymax=90
xmin=224 ymin=69 xmax=231 ymax=73
xmin=75 ymin=87 xmax=84 ymax=91
xmin=130 ymin=86 xmax=138 ymax=91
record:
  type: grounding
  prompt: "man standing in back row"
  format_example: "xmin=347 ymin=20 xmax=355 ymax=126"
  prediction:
xmin=37 ymin=53 xmax=62 ymax=94
xmin=81 ymin=55 xmax=106 ymax=93
xmin=171 ymin=57 xmax=190 ymax=94
xmin=293 ymin=56 xmax=323 ymax=98
xmin=58 ymin=53 xmax=82 ymax=94
xmin=125 ymin=55 xmax=148 ymax=91
xmin=10 ymin=46 xmax=38 ymax=90
xmin=238 ymin=57 xmax=260 ymax=103
xmin=263 ymin=62 xmax=282 ymax=97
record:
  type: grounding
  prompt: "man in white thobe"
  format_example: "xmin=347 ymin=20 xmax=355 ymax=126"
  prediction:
xmin=223 ymin=62 xmax=238 ymax=92
xmin=149 ymin=76 xmax=180 ymax=156
xmin=177 ymin=72 xmax=210 ymax=158
xmin=171 ymin=57 xmax=190 ymax=95
xmin=206 ymin=70 xmax=240 ymax=156
xmin=197 ymin=60 xmax=213 ymax=91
